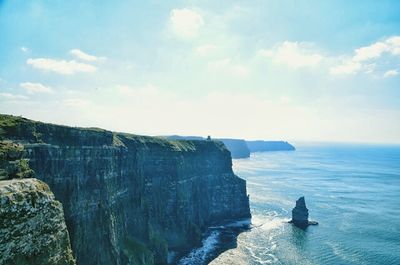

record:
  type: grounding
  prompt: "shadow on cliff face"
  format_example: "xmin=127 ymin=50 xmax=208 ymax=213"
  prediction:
xmin=173 ymin=219 xmax=251 ymax=265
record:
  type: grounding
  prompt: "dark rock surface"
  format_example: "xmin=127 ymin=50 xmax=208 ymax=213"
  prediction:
xmin=0 ymin=114 xmax=251 ymax=265
xmin=289 ymin=196 xmax=318 ymax=229
xmin=217 ymin=139 xmax=250 ymax=159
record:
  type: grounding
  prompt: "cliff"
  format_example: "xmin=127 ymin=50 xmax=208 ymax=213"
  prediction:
xmin=0 ymin=114 xmax=251 ymax=265
xmin=164 ymin=136 xmax=250 ymax=159
xmin=289 ymin=196 xmax=318 ymax=229
xmin=0 ymin=178 xmax=75 ymax=265
xmin=217 ymin=139 xmax=250 ymax=159
xmin=165 ymin=137 xmax=295 ymax=158
xmin=246 ymin=140 xmax=295 ymax=152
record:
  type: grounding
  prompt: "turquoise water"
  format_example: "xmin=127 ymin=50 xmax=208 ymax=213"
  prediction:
xmin=195 ymin=143 xmax=400 ymax=265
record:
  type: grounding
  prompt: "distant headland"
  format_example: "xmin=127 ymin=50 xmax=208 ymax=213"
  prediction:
xmin=165 ymin=135 xmax=295 ymax=159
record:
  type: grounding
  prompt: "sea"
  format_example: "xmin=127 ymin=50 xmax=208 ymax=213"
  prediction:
xmin=176 ymin=143 xmax=400 ymax=265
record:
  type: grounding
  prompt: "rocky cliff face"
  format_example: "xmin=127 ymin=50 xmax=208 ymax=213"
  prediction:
xmin=0 ymin=178 xmax=75 ymax=265
xmin=0 ymin=114 xmax=251 ymax=265
xmin=218 ymin=139 xmax=250 ymax=159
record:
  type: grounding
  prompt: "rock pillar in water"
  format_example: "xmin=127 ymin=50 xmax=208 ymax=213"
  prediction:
xmin=290 ymin=196 xmax=317 ymax=228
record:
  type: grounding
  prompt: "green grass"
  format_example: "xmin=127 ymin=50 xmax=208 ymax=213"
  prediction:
xmin=0 ymin=141 xmax=35 ymax=180
xmin=0 ymin=113 xmax=227 ymax=154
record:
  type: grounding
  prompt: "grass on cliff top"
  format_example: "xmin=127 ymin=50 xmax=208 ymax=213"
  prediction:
xmin=0 ymin=114 xmax=226 ymax=151
xmin=0 ymin=114 xmax=110 ymax=141
xmin=0 ymin=141 xmax=35 ymax=180
xmin=115 ymin=132 xmax=223 ymax=152
xmin=0 ymin=114 xmax=29 ymax=132
xmin=0 ymin=114 xmax=109 ymax=134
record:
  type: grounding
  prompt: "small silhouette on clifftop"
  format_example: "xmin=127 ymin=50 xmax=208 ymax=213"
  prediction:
xmin=289 ymin=196 xmax=318 ymax=229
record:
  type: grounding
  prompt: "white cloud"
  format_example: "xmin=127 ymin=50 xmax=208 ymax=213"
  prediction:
xmin=20 ymin=46 xmax=29 ymax=53
xmin=0 ymin=93 xmax=29 ymax=100
xmin=353 ymin=42 xmax=387 ymax=62
xmin=383 ymin=69 xmax=399 ymax=78
xmin=330 ymin=36 xmax=400 ymax=75
xmin=70 ymin=49 xmax=105 ymax=62
xmin=27 ymin=58 xmax=97 ymax=74
xmin=330 ymin=60 xmax=362 ymax=75
xmin=258 ymin=41 xmax=324 ymax=68
xmin=207 ymin=58 xmax=249 ymax=77
xmin=387 ymin=36 xmax=400 ymax=55
xmin=352 ymin=36 xmax=400 ymax=62
xmin=20 ymin=82 xmax=53 ymax=94
xmin=170 ymin=8 xmax=204 ymax=39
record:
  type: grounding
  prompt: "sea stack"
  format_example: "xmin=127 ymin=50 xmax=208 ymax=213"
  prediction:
xmin=289 ymin=196 xmax=318 ymax=228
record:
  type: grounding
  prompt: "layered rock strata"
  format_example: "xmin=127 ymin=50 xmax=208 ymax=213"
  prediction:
xmin=0 ymin=114 xmax=251 ymax=265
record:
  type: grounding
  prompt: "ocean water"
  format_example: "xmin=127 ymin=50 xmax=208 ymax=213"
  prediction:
xmin=178 ymin=143 xmax=400 ymax=265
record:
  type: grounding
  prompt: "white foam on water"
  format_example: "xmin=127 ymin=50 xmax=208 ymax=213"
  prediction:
xmin=251 ymin=213 xmax=287 ymax=232
xmin=178 ymin=231 xmax=220 ymax=265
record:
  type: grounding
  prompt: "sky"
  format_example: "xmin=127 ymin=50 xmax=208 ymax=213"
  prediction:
xmin=1 ymin=0 xmax=400 ymax=143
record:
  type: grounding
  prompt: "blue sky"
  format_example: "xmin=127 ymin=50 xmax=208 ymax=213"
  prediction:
xmin=1 ymin=0 xmax=400 ymax=143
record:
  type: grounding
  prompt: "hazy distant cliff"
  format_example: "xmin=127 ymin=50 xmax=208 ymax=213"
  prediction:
xmin=217 ymin=139 xmax=250 ymax=159
xmin=246 ymin=140 xmax=295 ymax=152
xmin=0 ymin=114 xmax=250 ymax=265
xmin=165 ymin=136 xmax=295 ymax=159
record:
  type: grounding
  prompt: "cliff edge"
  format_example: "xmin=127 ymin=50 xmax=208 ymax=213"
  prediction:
xmin=0 ymin=114 xmax=251 ymax=265
xmin=0 ymin=178 xmax=75 ymax=265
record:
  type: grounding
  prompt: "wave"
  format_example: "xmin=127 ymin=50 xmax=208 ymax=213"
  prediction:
xmin=177 ymin=231 xmax=220 ymax=265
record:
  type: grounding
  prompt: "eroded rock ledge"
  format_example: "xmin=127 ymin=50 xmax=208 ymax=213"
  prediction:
xmin=0 ymin=178 xmax=75 ymax=265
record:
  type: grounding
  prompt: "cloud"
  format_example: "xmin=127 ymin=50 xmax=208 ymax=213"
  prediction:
xmin=0 ymin=93 xmax=29 ymax=100
xmin=383 ymin=69 xmax=399 ymax=78
xmin=20 ymin=46 xmax=29 ymax=53
xmin=258 ymin=41 xmax=324 ymax=68
xmin=70 ymin=49 xmax=105 ymax=62
xmin=20 ymin=82 xmax=53 ymax=94
xmin=27 ymin=58 xmax=97 ymax=74
xmin=207 ymin=58 xmax=249 ymax=77
xmin=386 ymin=36 xmax=400 ymax=55
xmin=170 ymin=8 xmax=204 ymax=39
xmin=330 ymin=60 xmax=362 ymax=75
xmin=353 ymin=42 xmax=387 ymax=62
xmin=330 ymin=36 xmax=400 ymax=75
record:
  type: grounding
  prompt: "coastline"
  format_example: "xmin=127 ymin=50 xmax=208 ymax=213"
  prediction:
xmin=172 ymin=218 xmax=252 ymax=265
